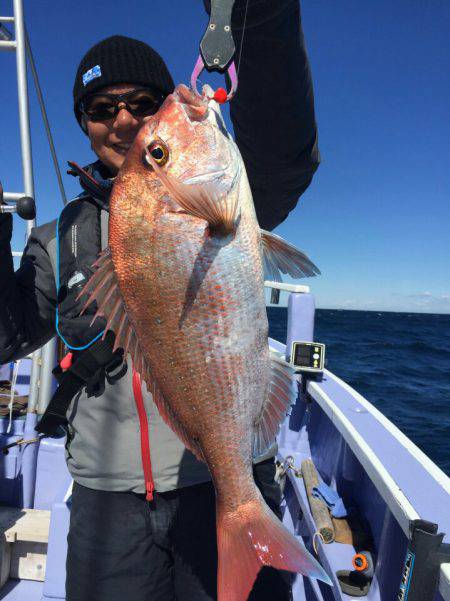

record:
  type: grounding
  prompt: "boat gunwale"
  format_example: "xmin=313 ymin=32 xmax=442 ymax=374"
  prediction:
xmin=321 ymin=370 xmax=450 ymax=493
xmin=306 ymin=370 xmax=450 ymax=600
xmin=269 ymin=338 xmax=450 ymax=600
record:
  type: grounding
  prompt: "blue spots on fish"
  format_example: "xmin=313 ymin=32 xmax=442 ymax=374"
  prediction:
xmin=178 ymin=232 xmax=232 ymax=329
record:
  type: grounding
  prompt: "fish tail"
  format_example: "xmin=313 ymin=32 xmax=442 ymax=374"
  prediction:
xmin=216 ymin=496 xmax=331 ymax=601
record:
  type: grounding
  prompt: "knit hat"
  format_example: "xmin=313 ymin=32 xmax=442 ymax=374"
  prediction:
xmin=73 ymin=35 xmax=175 ymax=127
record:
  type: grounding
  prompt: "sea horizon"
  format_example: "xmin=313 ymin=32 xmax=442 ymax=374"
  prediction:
xmin=268 ymin=305 xmax=450 ymax=317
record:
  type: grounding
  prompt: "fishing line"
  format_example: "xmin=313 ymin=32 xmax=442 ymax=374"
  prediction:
xmin=236 ymin=0 xmax=250 ymax=78
xmin=6 ymin=360 xmax=20 ymax=434
xmin=1 ymin=436 xmax=44 ymax=456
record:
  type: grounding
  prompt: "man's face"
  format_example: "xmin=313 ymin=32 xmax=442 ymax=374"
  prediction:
xmin=84 ymin=83 xmax=156 ymax=176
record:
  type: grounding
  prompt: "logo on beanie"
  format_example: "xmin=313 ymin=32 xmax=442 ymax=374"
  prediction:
xmin=82 ymin=65 xmax=102 ymax=87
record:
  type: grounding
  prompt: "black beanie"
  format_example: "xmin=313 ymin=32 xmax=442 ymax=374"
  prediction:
xmin=73 ymin=35 xmax=175 ymax=127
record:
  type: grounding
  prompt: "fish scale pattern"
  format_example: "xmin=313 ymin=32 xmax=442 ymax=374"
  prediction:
xmin=80 ymin=84 xmax=330 ymax=598
xmin=110 ymin=116 xmax=271 ymax=507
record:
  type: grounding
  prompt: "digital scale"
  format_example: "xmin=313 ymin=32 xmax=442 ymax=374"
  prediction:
xmin=290 ymin=341 xmax=326 ymax=374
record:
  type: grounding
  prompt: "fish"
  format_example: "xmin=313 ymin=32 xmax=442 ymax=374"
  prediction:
xmin=80 ymin=83 xmax=331 ymax=600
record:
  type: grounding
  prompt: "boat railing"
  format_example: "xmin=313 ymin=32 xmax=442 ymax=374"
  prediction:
xmin=1 ymin=1 xmax=57 ymax=507
xmin=264 ymin=279 xmax=310 ymax=308
xmin=1 ymin=0 xmax=42 ymax=419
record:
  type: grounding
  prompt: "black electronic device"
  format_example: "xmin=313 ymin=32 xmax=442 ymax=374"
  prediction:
xmin=290 ymin=341 xmax=325 ymax=374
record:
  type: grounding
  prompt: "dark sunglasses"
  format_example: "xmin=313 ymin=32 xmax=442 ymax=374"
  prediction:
xmin=79 ymin=87 xmax=166 ymax=122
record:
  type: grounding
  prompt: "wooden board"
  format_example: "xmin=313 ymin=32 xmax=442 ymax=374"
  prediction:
xmin=0 ymin=506 xmax=50 ymax=590
xmin=10 ymin=541 xmax=47 ymax=581
xmin=332 ymin=514 xmax=373 ymax=549
xmin=0 ymin=539 xmax=12 ymax=589
xmin=0 ymin=507 xmax=50 ymax=544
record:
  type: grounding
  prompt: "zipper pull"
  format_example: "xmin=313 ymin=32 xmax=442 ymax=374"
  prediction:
xmin=145 ymin=481 xmax=154 ymax=502
xmin=60 ymin=352 xmax=74 ymax=371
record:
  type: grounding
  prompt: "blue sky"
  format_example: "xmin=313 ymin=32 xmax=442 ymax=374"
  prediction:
xmin=1 ymin=1 xmax=449 ymax=313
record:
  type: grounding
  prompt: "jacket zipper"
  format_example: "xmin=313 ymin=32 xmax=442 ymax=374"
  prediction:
xmin=132 ymin=369 xmax=155 ymax=501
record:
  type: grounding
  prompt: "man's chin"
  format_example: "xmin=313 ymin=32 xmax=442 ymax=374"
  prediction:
xmin=100 ymin=155 xmax=123 ymax=176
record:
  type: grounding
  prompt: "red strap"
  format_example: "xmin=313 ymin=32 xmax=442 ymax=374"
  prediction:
xmin=132 ymin=369 xmax=155 ymax=501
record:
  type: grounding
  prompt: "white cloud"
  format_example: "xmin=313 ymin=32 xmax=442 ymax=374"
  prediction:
xmin=314 ymin=292 xmax=450 ymax=313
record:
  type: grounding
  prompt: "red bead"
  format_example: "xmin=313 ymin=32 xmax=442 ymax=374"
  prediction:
xmin=213 ymin=87 xmax=228 ymax=104
xmin=60 ymin=352 xmax=73 ymax=371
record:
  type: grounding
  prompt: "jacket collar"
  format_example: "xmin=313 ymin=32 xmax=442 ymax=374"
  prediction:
xmin=68 ymin=160 xmax=114 ymax=210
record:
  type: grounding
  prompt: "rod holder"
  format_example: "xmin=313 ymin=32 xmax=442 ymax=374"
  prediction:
xmin=398 ymin=519 xmax=448 ymax=601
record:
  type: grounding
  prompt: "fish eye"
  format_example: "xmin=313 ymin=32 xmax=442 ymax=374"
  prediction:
xmin=144 ymin=139 xmax=169 ymax=168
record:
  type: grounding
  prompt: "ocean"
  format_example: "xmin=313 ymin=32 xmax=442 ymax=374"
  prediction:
xmin=267 ymin=307 xmax=450 ymax=476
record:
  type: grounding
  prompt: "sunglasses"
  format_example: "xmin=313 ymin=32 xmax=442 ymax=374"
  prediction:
xmin=79 ymin=87 xmax=166 ymax=122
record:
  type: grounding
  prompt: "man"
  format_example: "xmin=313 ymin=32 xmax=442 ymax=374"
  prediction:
xmin=0 ymin=1 xmax=319 ymax=599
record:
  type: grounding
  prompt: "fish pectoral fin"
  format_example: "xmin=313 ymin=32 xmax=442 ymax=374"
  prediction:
xmin=77 ymin=246 xmax=150 ymax=384
xmin=78 ymin=247 xmax=138 ymax=354
xmin=260 ymin=229 xmax=321 ymax=282
xmin=253 ymin=353 xmax=297 ymax=459
xmin=146 ymin=152 xmax=239 ymax=234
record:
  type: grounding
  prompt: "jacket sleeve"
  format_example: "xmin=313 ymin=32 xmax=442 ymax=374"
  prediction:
xmin=204 ymin=0 xmax=320 ymax=231
xmin=0 ymin=215 xmax=57 ymax=363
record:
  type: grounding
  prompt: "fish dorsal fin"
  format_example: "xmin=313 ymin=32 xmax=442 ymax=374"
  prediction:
xmin=253 ymin=352 xmax=297 ymax=458
xmin=260 ymin=229 xmax=321 ymax=282
xmin=145 ymin=150 xmax=240 ymax=234
xmin=79 ymin=247 xmax=204 ymax=461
